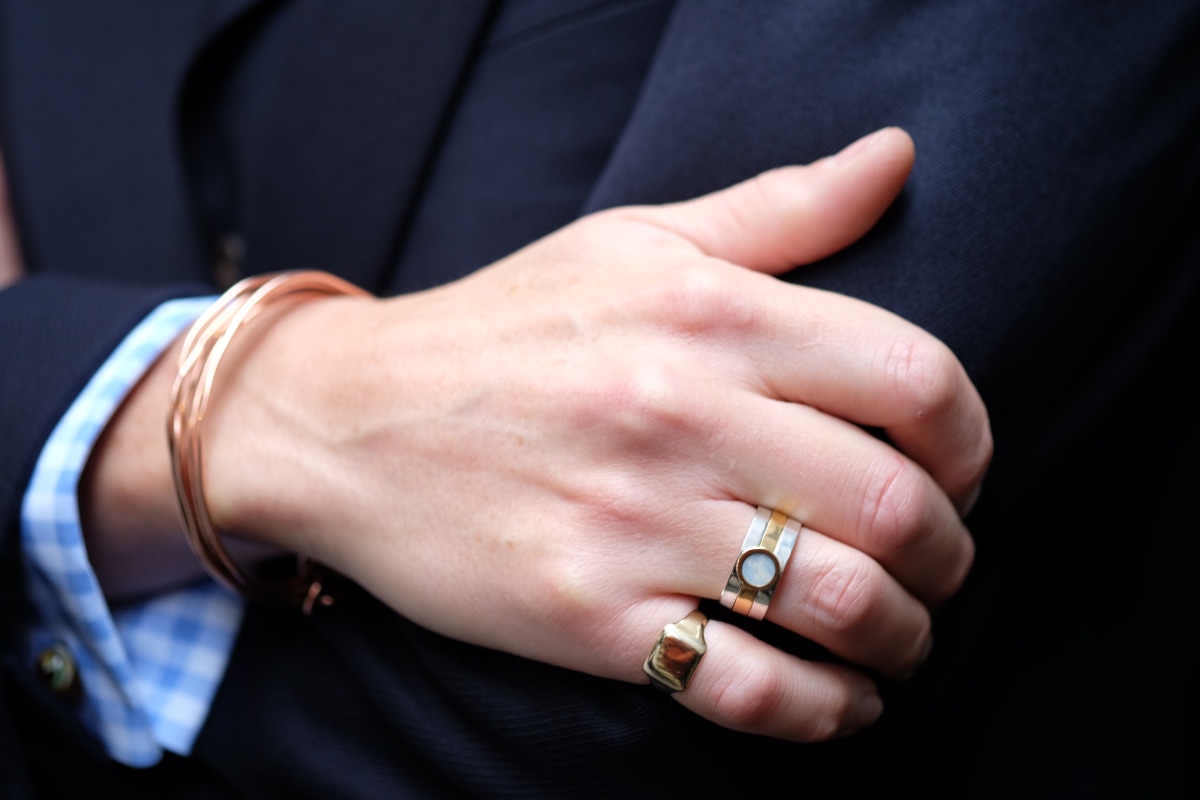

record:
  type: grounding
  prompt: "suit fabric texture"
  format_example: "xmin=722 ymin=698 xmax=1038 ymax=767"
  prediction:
xmin=1 ymin=1 xmax=1197 ymax=797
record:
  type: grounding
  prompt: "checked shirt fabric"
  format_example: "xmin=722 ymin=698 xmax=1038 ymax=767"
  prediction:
xmin=20 ymin=296 xmax=242 ymax=766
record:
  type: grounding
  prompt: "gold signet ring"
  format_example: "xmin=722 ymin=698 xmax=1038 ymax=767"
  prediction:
xmin=643 ymin=610 xmax=708 ymax=693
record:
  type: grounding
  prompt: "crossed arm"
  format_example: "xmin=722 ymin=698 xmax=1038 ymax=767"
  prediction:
xmin=20 ymin=129 xmax=993 ymax=743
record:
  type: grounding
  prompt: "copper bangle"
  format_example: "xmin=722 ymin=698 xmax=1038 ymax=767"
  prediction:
xmin=168 ymin=270 xmax=369 ymax=612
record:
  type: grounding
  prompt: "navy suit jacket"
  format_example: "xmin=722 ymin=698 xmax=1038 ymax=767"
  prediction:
xmin=2 ymin=1 xmax=1197 ymax=796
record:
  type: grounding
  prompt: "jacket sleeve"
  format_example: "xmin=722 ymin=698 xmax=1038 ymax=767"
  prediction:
xmin=18 ymin=294 xmax=242 ymax=769
xmin=0 ymin=276 xmax=210 ymax=552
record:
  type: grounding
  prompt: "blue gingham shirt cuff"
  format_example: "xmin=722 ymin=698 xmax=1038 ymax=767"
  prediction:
xmin=21 ymin=296 xmax=244 ymax=767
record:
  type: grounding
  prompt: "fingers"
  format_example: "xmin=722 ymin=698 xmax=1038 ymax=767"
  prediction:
xmin=620 ymin=266 xmax=990 ymax=510
xmin=592 ymin=370 xmax=974 ymax=609
xmin=719 ymin=395 xmax=975 ymax=605
xmin=625 ymin=515 xmax=923 ymax=741
xmin=737 ymin=284 xmax=992 ymax=510
xmin=569 ymin=219 xmax=988 ymax=510
xmin=485 ymin=126 xmax=985 ymax=509
xmin=625 ymin=601 xmax=882 ymax=742
xmin=765 ymin=528 xmax=931 ymax=679
xmin=633 ymin=501 xmax=933 ymax=680
xmin=591 ymin=126 xmax=987 ymax=507
xmin=632 ymin=127 xmax=915 ymax=274
xmin=667 ymin=618 xmax=883 ymax=742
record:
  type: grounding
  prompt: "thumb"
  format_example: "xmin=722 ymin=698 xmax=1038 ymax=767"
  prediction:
xmin=639 ymin=127 xmax=915 ymax=274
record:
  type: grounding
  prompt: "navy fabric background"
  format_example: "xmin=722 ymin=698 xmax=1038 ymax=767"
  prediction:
xmin=1 ymin=1 xmax=1196 ymax=796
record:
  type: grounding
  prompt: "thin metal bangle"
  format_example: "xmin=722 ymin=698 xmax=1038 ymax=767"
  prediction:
xmin=168 ymin=271 xmax=370 ymax=612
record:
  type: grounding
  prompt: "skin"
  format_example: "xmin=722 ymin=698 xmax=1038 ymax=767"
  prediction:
xmin=0 ymin=149 xmax=23 ymax=288
xmin=60 ymin=128 xmax=991 ymax=742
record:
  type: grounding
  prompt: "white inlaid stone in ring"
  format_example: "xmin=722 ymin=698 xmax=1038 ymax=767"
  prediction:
xmin=739 ymin=550 xmax=779 ymax=589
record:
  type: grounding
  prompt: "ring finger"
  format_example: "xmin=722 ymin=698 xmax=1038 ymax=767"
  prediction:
xmin=635 ymin=500 xmax=931 ymax=680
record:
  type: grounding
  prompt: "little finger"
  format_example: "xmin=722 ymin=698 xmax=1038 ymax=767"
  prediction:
xmin=666 ymin=618 xmax=883 ymax=742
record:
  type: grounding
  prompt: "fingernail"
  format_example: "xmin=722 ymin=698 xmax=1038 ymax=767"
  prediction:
xmin=853 ymin=694 xmax=884 ymax=729
xmin=895 ymin=636 xmax=934 ymax=682
xmin=918 ymin=634 xmax=934 ymax=666
xmin=960 ymin=482 xmax=983 ymax=517
xmin=835 ymin=128 xmax=891 ymax=163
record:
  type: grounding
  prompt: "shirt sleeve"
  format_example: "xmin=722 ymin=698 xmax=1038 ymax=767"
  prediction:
xmin=20 ymin=295 xmax=244 ymax=767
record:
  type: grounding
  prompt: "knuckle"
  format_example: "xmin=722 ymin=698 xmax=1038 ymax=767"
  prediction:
xmin=735 ymin=167 xmax=820 ymax=267
xmin=612 ymin=363 xmax=689 ymax=436
xmin=737 ymin=167 xmax=807 ymax=227
xmin=710 ymin=663 xmax=852 ymax=742
xmin=649 ymin=262 xmax=756 ymax=335
xmin=577 ymin=360 xmax=682 ymax=431
xmin=812 ymin=689 xmax=869 ymax=742
xmin=717 ymin=171 xmax=776 ymax=244
xmin=574 ymin=469 xmax=657 ymax=527
xmin=702 ymin=644 xmax=869 ymax=742
xmin=531 ymin=559 xmax=599 ymax=638
xmin=807 ymin=557 xmax=886 ymax=636
xmin=708 ymin=664 xmax=788 ymax=732
xmin=579 ymin=359 xmax=724 ymax=448
xmin=540 ymin=562 xmax=596 ymax=625
xmin=856 ymin=453 xmax=927 ymax=554
xmin=883 ymin=335 xmax=960 ymax=423
xmin=735 ymin=168 xmax=788 ymax=218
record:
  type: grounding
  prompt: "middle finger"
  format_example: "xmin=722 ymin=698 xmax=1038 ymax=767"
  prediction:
xmin=716 ymin=390 xmax=975 ymax=606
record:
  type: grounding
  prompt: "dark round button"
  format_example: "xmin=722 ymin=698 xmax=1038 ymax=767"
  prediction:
xmin=35 ymin=643 xmax=82 ymax=703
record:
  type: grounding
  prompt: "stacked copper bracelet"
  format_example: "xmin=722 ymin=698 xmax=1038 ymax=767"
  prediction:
xmin=168 ymin=271 xmax=369 ymax=613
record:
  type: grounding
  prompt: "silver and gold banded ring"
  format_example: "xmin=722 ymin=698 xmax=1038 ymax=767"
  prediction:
xmin=719 ymin=506 xmax=801 ymax=620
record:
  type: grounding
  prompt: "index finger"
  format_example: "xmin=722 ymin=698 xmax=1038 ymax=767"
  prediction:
xmin=745 ymin=282 xmax=992 ymax=511
xmin=621 ymin=127 xmax=989 ymax=509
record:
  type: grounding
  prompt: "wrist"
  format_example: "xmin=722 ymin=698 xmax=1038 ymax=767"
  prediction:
xmin=200 ymin=292 xmax=377 ymax=571
xmin=80 ymin=334 xmax=199 ymax=597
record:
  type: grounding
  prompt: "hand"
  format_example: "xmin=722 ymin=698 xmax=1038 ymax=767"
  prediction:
xmin=199 ymin=128 xmax=990 ymax=740
xmin=84 ymin=128 xmax=991 ymax=743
